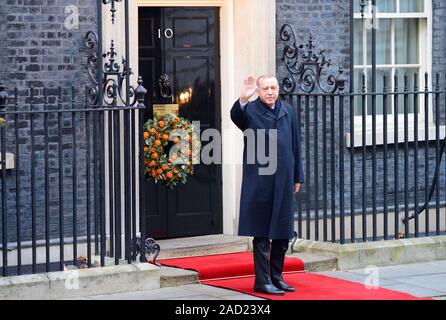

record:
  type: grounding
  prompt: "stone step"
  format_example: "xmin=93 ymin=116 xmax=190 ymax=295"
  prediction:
xmin=0 ymin=235 xmax=340 ymax=299
xmin=150 ymin=235 xmax=338 ymax=288
xmin=0 ymin=262 xmax=160 ymax=300
xmin=158 ymin=252 xmax=338 ymax=288
xmin=288 ymin=252 xmax=338 ymax=272
xmin=153 ymin=234 xmax=252 ymax=260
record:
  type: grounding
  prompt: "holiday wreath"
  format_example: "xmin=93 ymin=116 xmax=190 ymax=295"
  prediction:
xmin=143 ymin=114 xmax=201 ymax=188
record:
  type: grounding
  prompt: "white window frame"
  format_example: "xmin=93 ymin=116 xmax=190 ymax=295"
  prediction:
xmin=347 ymin=1 xmax=445 ymax=147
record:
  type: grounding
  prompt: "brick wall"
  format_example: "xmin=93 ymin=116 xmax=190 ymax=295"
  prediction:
xmin=433 ymin=0 xmax=446 ymax=90
xmin=4 ymin=0 xmax=96 ymax=91
xmin=0 ymin=0 xmax=98 ymax=243
xmin=0 ymin=4 xmax=6 ymax=80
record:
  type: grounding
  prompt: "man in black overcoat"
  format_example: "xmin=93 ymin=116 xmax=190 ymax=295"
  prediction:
xmin=230 ymin=75 xmax=304 ymax=295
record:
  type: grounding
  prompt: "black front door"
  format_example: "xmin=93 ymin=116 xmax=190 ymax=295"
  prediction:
xmin=138 ymin=7 xmax=222 ymax=239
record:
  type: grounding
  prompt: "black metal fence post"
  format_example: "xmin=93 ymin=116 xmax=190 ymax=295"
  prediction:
xmin=383 ymin=73 xmax=388 ymax=240
xmin=13 ymin=88 xmax=21 ymax=275
xmin=57 ymin=87 xmax=64 ymax=271
xmin=339 ymin=80 xmax=346 ymax=244
xmin=135 ymin=77 xmax=148 ymax=263
xmin=404 ymin=73 xmax=410 ymax=238
xmin=394 ymin=73 xmax=399 ymax=239
xmin=361 ymin=73 xmax=367 ymax=242
xmin=414 ymin=73 xmax=419 ymax=238
xmin=30 ymin=87 xmax=36 ymax=274
xmin=434 ymin=74 xmax=440 ymax=235
xmin=0 ymin=81 xmax=8 ymax=276
xmin=424 ymin=73 xmax=430 ymax=236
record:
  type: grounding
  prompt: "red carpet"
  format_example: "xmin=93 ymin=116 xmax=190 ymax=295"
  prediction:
xmin=203 ymin=273 xmax=426 ymax=300
xmin=155 ymin=252 xmax=427 ymax=300
xmin=156 ymin=252 xmax=304 ymax=281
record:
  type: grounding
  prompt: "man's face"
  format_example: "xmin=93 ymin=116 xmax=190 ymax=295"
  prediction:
xmin=257 ymin=77 xmax=279 ymax=108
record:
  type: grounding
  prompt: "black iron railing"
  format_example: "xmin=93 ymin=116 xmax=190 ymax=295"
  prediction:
xmin=0 ymin=82 xmax=152 ymax=277
xmin=283 ymin=77 xmax=446 ymax=244
xmin=280 ymin=28 xmax=446 ymax=244
xmin=0 ymin=0 xmax=161 ymax=277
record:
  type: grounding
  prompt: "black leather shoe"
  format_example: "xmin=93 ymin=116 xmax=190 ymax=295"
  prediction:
xmin=272 ymin=280 xmax=295 ymax=292
xmin=254 ymin=284 xmax=285 ymax=295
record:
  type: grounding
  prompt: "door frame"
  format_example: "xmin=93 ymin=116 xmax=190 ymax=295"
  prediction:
xmin=138 ymin=6 xmax=223 ymax=238
xmin=118 ymin=0 xmax=277 ymax=237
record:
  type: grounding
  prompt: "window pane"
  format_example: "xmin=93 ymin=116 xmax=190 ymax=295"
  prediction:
xmin=399 ymin=0 xmax=424 ymax=13
xmin=354 ymin=20 xmax=363 ymax=65
xmin=377 ymin=0 xmax=396 ymax=12
xmin=395 ymin=19 xmax=419 ymax=64
xmin=366 ymin=68 xmax=393 ymax=115
xmin=367 ymin=19 xmax=391 ymax=65
xmin=396 ymin=68 xmax=418 ymax=114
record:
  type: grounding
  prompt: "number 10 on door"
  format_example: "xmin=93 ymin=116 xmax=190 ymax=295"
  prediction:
xmin=158 ymin=28 xmax=174 ymax=39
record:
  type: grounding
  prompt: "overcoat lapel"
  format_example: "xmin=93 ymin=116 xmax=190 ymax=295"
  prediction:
xmin=253 ymin=99 xmax=288 ymax=121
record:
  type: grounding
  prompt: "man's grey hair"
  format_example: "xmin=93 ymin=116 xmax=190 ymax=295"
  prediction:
xmin=256 ymin=75 xmax=279 ymax=87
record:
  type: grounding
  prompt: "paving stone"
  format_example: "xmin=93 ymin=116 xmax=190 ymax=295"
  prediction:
xmin=349 ymin=261 xmax=446 ymax=279
xmin=221 ymin=294 xmax=265 ymax=300
xmin=174 ymin=295 xmax=225 ymax=300
xmin=393 ymin=274 xmax=446 ymax=294
xmin=315 ymin=270 xmax=398 ymax=287
xmin=179 ymin=284 xmax=241 ymax=297
xmin=378 ymin=283 xmax=445 ymax=298
xmin=87 ymin=287 xmax=199 ymax=300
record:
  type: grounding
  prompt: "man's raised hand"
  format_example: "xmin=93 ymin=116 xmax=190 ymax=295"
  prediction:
xmin=240 ymin=76 xmax=257 ymax=104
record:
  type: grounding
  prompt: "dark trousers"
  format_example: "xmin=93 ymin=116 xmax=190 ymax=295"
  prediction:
xmin=252 ymin=237 xmax=289 ymax=286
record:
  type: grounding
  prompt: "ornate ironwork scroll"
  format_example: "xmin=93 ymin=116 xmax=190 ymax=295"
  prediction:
xmin=290 ymin=231 xmax=298 ymax=254
xmin=280 ymin=24 xmax=345 ymax=94
xmin=102 ymin=0 xmax=122 ymax=24
xmin=131 ymin=237 xmax=161 ymax=266
xmin=85 ymin=31 xmax=100 ymax=105
xmin=359 ymin=0 xmax=368 ymax=18
xmin=84 ymin=32 xmax=146 ymax=107
xmin=0 ymin=81 xmax=8 ymax=111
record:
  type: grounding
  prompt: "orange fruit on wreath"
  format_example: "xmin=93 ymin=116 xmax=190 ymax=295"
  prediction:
xmin=166 ymin=172 xmax=173 ymax=179
xmin=143 ymin=131 xmax=149 ymax=140
xmin=156 ymin=168 xmax=163 ymax=175
xmin=151 ymin=152 xmax=158 ymax=159
xmin=155 ymin=140 xmax=161 ymax=146
xmin=158 ymin=120 xmax=165 ymax=128
xmin=162 ymin=134 xmax=169 ymax=140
